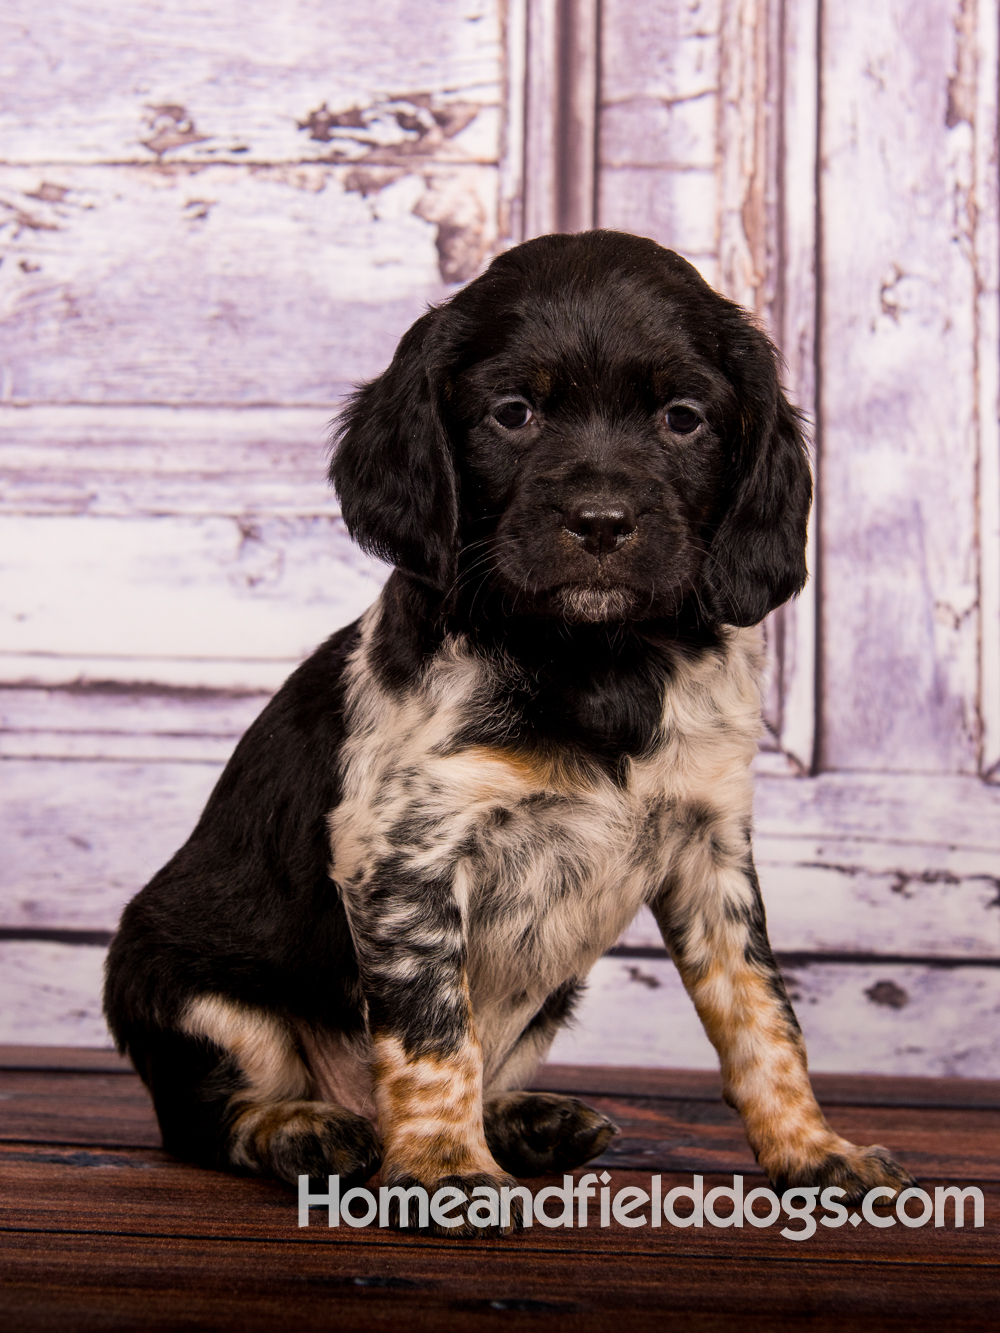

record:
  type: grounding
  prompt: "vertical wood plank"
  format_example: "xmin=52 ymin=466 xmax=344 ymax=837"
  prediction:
xmin=718 ymin=0 xmax=779 ymax=319
xmin=819 ymin=0 xmax=982 ymax=773
xmin=973 ymin=0 xmax=1000 ymax=778
xmin=773 ymin=0 xmax=819 ymax=772
xmin=523 ymin=0 xmax=560 ymax=236
xmin=556 ymin=0 xmax=599 ymax=231
xmin=499 ymin=0 xmax=528 ymax=245
xmin=523 ymin=0 xmax=599 ymax=236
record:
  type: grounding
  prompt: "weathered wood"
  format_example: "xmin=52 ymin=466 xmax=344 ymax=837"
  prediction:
xmin=3 ymin=931 xmax=998 ymax=1071
xmin=0 ymin=162 xmax=498 ymax=406
xmin=532 ymin=1062 xmax=1000 ymax=1109
xmin=753 ymin=771 xmax=1000 ymax=850
xmin=1 ymin=687 xmax=266 ymax=762
xmin=522 ymin=0 xmax=598 ymax=236
xmin=3 ymin=0 xmax=998 ymax=1078
xmin=1 ymin=1055 xmax=996 ymax=1330
xmin=0 ymin=513 xmax=386 ymax=677
xmin=597 ymin=0 xmax=720 ymax=276
xmin=590 ymin=1093 xmax=1000 ymax=1179
xmin=0 ymin=1045 xmax=131 ymax=1072
xmin=3 ymin=1224 xmax=997 ymax=1333
xmin=0 ymin=943 xmax=111 ymax=1046
xmin=4 ymin=1136 xmax=998 ymax=1238
xmin=0 ymin=0 xmax=502 ymax=165
xmin=771 ymin=0 xmax=818 ymax=773
xmin=620 ymin=829 xmax=1000 ymax=957
xmin=550 ymin=954 xmax=1000 ymax=1078
xmin=6 ymin=757 xmax=998 ymax=947
xmin=4 ymin=1049 xmax=999 ymax=1103
xmin=973 ymin=0 xmax=1000 ymax=777
xmin=1 ymin=761 xmax=221 ymax=931
xmin=0 ymin=405 xmax=343 ymax=518
xmin=4 ymin=1061 xmax=999 ymax=1178
xmin=819 ymin=0 xmax=982 ymax=773
xmin=0 ymin=1071 xmax=160 ymax=1147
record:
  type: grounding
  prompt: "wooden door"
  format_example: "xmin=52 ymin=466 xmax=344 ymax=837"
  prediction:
xmin=0 ymin=0 xmax=514 ymax=1039
xmin=2 ymin=0 xmax=998 ymax=1075
xmin=521 ymin=0 xmax=1000 ymax=1076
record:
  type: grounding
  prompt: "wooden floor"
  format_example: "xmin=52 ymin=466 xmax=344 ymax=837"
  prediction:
xmin=1 ymin=1047 xmax=997 ymax=1331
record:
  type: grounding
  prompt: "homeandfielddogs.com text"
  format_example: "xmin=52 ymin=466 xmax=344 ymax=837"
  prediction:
xmin=298 ymin=1173 xmax=985 ymax=1239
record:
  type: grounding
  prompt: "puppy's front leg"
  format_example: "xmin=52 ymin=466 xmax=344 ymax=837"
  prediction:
xmin=651 ymin=844 xmax=915 ymax=1203
xmin=349 ymin=871 xmax=517 ymax=1234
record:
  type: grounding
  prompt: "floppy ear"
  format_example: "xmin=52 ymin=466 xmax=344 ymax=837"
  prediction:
xmin=702 ymin=338 xmax=812 ymax=628
xmin=330 ymin=309 xmax=458 ymax=590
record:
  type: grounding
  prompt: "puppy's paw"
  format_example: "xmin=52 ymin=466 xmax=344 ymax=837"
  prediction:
xmin=231 ymin=1099 xmax=381 ymax=1187
xmin=766 ymin=1139 xmax=916 ymax=1206
xmin=382 ymin=1168 xmax=522 ymax=1237
xmin=484 ymin=1091 xmax=619 ymax=1176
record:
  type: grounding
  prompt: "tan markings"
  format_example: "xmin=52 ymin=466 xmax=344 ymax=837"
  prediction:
xmin=675 ymin=956 xmax=862 ymax=1178
xmin=529 ymin=366 xmax=552 ymax=396
xmin=372 ymin=1033 xmax=500 ymax=1182
xmin=332 ymin=600 xmax=775 ymax=1092
xmin=181 ymin=994 xmax=310 ymax=1103
xmin=458 ymin=744 xmax=593 ymax=796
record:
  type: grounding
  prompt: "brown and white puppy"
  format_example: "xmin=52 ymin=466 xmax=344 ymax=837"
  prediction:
xmin=104 ymin=231 xmax=914 ymax=1234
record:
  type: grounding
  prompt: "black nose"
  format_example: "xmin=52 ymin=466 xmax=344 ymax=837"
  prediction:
xmin=562 ymin=502 xmax=637 ymax=558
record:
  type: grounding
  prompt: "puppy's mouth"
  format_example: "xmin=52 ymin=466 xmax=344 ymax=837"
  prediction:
xmin=554 ymin=584 xmax=640 ymax=624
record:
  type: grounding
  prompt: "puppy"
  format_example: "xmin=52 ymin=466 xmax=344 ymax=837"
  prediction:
xmin=105 ymin=230 xmax=914 ymax=1233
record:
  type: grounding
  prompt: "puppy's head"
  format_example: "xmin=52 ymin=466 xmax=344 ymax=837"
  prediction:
xmin=332 ymin=231 xmax=811 ymax=628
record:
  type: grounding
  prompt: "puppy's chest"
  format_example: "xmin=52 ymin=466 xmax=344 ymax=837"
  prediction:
xmin=332 ymin=728 xmax=666 ymax=983
xmin=328 ymin=627 xmax=758 ymax=992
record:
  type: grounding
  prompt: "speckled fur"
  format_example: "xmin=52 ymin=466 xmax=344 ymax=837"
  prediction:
xmin=104 ymin=232 xmax=913 ymax=1223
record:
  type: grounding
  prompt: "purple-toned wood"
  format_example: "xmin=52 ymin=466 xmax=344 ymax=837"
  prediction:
xmin=819 ymin=0 xmax=983 ymax=774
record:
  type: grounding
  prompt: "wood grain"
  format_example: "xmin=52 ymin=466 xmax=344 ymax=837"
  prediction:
xmin=3 ymin=1226 xmax=995 ymax=1333
xmin=0 ymin=405 xmax=343 ymax=518
xmin=0 ymin=512 xmax=385 ymax=669
xmin=550 ymin=954 xmax=1000 ymax=1078
xmin=0 ymin=162 xmax=500 ymax=405
xmin=0 ymin=0 xmax=502 ymax=165
xmin=3 ymin=0 xmax=999 ymax=1077
xmin=0 ymin=1071 xmax=160 ymax=1147
xmin=819 ymin=0 xmax=982 ymax=773
xmin=532 ymin=1062 xmax=1000 ymax=1108
xmin=1 ymin=1055 xmax=997 ymax=1332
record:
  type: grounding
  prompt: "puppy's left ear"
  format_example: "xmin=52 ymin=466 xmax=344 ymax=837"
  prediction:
xmin=331 ymin=308 xmax=458 ymax=590
xmin=703 ymin=332 xmax=812 ymax=628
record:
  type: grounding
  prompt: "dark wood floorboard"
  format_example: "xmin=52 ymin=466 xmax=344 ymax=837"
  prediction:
xmin=1 ymin=1050 xmax=997 ymax=1330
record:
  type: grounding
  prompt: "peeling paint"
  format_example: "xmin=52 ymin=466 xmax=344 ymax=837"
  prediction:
xmin=413 ymin=171 xmax=489 ymax=283
xmin=864 ymin=979 xmax=909 ymax=1009
xmin=801 ymin=861 xmax=1000 ymax=908
xmin=0 ymin=201 xmax=61 ymax=236
xmin=945 ymin=0 xmax=977 ymax=128
xmin=141 ymin=105 xmax=211 ymax=157
xmin=293 ymin=93 xmax=490 ymax=282
xmin=343 ymin=166 xmax=407 ymax=197
xmin=624 ymin=965 xmax=661 ymax=990
xmin=296 ymin=94 xmax=478 ymax=163
xmin=24 ymin=184 xmax=69 ymax=204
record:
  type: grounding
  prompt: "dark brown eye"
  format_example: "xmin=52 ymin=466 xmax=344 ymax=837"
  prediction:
xmin=492 ymin=400 xmax=533 ymax=430
xmin=665 ymin=405 xmax=702 ymax=435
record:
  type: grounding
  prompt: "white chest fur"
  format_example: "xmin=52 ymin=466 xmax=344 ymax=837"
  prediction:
xmin=329 ymin=602 xmax=763 ymax=1078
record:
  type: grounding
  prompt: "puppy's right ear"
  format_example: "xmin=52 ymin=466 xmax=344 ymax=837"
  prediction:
xmin=330 ymin=309 xmax=458 ymax=590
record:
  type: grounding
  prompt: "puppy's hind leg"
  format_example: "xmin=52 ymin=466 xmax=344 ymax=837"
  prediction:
xmin=136 ymin=996 xmax=380 ymax=1187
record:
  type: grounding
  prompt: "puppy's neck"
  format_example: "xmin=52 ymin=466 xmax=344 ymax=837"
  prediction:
xmin=367 ymin=571 xmax=726 ymax=769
